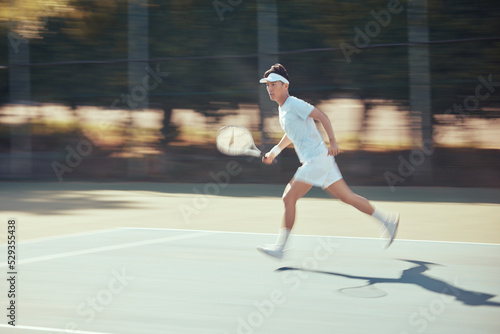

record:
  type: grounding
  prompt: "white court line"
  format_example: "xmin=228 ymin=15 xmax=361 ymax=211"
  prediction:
xmin=0 ymin=324 xmax=111 ymax=334
xmin=0 ymin=231 xmax=214 ymax=268
xmin=4 ymin=228 xmax=124 ymax=245
xmin=120 ymin=227 xmax=500 ymax=246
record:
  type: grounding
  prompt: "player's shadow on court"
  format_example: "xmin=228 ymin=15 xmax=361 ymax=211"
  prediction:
xmin=277 ymin=260 xmax=500 ymax=307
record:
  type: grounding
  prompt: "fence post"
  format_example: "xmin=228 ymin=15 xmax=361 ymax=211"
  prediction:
xmin=257 ymin=0 xmax=279 ymax=146
xmin=8 ymin=31 xmax=32 ymax=178
xmin=127 ymin=0 xmax=149 ymax=177
xmin=408 ymin=0 xmax=433 ymax=182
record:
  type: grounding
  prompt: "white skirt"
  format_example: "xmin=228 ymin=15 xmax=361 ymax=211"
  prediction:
xmin=294 ymin=153 xmax=343 ymax=189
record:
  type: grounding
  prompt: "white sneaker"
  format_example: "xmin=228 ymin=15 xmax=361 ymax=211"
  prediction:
xmin=256 ymin=244 xmax=284 ymax=260
xmin=381 ymin=212 xmax=400 ymax=248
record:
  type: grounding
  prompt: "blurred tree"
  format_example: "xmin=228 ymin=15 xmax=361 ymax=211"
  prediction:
xmin=429 ymin=0 xmax=500 ymax=119
xmin=278 ymin=0 xmax=408 ymax=103
xmin=148 ymin=0 xmax=258 ymax=144
xmin=28 ymin=0 xmax=127 ymax=107
xmin=0 ymin=0 xmax=74 ymax=39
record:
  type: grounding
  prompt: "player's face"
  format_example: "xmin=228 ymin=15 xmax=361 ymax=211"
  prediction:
xmin=266 ymin=81 xmax=287 ymax=101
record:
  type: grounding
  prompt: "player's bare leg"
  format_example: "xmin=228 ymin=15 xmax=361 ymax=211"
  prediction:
xmin=257 ymin=178 xmax=312 ymax=259
xmin=282 ymin=178 xmax=313 ymax=230
xmin=324 ymin=178 xmax=374 ymax=214
xmin=325 ymin=179 xmax=399 ymax=248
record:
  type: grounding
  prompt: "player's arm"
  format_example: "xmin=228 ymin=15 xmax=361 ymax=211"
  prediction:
xmin=263 ymin=134 xmax=291 ymax=164
xmin=309 ymin=107 xmax=340 ymax=156
xmin=276 ymin=133 xmax=292 ymax=151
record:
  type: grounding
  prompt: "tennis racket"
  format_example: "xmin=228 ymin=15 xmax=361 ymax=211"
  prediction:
xmin=216 ymin=125 xmax=266 ymax=159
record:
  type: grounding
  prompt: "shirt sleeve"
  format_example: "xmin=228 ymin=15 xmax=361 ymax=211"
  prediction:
xmin=294 ymin=98 xmax=315 ymax=120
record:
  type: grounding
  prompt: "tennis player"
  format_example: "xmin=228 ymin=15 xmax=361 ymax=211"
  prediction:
xmin=257 ymin=64 xmax=399 ymax=259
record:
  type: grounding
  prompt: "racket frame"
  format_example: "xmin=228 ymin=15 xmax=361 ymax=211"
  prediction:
xmin=216 ymin=125 xmax=262 ymax=158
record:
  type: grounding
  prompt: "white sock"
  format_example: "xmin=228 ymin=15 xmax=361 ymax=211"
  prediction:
xmin=372 ymin=207 xmax=389 ymax=225
xmin=275 ymin=228 xmax=291 ymax=248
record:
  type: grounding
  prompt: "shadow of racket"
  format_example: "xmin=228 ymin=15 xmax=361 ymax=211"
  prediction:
xmin=338 ymin=282 xmax=388 ymax=298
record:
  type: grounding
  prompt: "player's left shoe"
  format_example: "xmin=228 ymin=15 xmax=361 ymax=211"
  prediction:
xmin=257 ymin=244 xmax=284 ymax=260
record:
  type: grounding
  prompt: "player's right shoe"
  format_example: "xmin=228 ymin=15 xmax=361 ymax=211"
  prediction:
xmin=256 ymin=244 xmax=284 ymax=260
xmin=381 ymin=212 xmax=400 ymax=248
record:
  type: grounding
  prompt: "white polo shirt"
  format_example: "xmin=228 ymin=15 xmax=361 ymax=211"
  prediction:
xmin=279 ymin=96 xmax=328 ymax=163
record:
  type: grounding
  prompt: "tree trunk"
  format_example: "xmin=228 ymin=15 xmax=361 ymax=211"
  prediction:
xmin=160 ymin=106 xmax=178 ymax=145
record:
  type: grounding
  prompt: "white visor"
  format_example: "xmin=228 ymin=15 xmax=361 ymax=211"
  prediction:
xmin=259 ymin=73 xmax=289 ymax=84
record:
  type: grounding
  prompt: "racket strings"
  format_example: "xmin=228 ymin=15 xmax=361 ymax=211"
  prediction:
xmin=217 ymin=126 xmax=255 ymax=155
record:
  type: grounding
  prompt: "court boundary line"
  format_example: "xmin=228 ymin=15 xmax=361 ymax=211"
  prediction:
xmin=0 ymin=230 xmax=215 ymax=268
xmin=3 ymin=226 xmax=498 ymax=250
xmin=0 ymin=324 xmax=111 ymax=334
xmin=119 ymin=227 xmax=500 ymax=246
xmin=4 ymin=227 xmax=124 ymax=245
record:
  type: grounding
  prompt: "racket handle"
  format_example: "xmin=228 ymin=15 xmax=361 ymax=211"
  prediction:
xmin=261 ymin=153 xmax=278 ymax=165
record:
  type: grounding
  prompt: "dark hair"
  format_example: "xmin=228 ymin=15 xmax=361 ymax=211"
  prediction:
xmin=263 ymin=63 xmax=289 ymax=81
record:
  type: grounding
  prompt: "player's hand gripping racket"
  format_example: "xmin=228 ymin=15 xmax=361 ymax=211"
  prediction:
xmin=216 ymin=125 xmax=276 ymax=163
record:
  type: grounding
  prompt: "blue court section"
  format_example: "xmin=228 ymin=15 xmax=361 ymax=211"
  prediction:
xmin=1 ymin=228 xmax=499 ymax=334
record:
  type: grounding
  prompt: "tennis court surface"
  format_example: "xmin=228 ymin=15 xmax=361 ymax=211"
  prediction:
xmin=1 ymin=227 xmax=499 ymax=334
